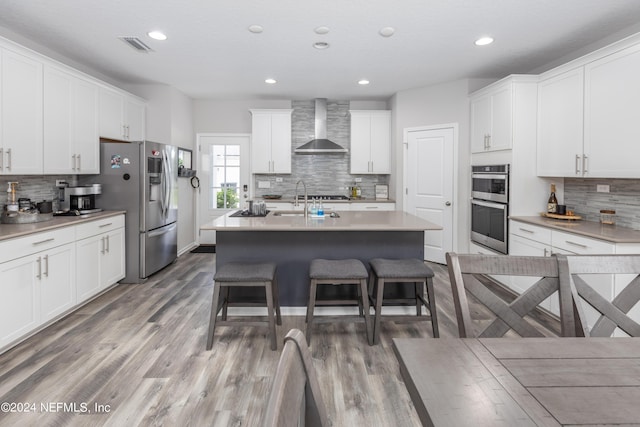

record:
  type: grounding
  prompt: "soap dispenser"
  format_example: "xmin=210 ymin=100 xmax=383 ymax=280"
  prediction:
xmin=6 ymin=182 xmax=19 ymax=212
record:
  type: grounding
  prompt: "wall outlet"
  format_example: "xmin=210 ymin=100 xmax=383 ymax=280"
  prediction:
xmin=275 ymin=177 xmax=283 ymax=183
xmin=596 ymin=184 xmax=610 ymax=193
xmin=258 ymin=181 xmax=271 ymax=189
xmin=355 ymin=177 xmax=362 ymax=183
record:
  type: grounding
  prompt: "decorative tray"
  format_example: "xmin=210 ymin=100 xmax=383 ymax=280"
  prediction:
xmin=540 ymin=212 xmax=582 ymax=220
xmin=262 ymin=195 xmax=282 ymax=200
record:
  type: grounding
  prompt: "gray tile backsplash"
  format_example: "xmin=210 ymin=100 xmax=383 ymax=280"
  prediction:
xmin=1 ymin=175 xmax=78 ymax=211
xmin=253 ymin=100 xmax=389 ymax=199
xmin=565 ymin=178 xmax=640 ymax=229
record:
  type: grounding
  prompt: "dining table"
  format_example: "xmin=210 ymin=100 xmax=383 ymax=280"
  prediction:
xmin=392 ymin=337 xmax=640 ymax=426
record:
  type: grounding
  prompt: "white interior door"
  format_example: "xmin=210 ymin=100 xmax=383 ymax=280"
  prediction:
xmin=405 ymin=125 xmax=455 ymax=264
xmin=196 ymin=133 xmax=251 ymax=244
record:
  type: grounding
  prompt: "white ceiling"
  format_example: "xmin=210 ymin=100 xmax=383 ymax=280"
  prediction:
xmin=1 ymin=0 xmax=640 ymax=101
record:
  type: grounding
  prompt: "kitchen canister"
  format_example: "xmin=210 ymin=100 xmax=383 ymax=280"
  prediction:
xmin=600 ymin=209 xmax=616 ymax=225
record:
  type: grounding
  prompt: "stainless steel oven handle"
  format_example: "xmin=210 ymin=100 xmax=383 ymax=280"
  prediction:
xmin=471 ymin=199 xmax=506 ymax=210
xmin=471 ymin=173 xmax=508 ymax=180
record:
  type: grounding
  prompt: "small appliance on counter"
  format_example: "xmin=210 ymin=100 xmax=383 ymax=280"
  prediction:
xmin=1 ymin=181 xmax=54 ymax=224
xmin=58 ymin=184 xmax=103 ymax=215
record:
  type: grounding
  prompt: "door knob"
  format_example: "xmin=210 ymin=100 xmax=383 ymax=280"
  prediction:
xmin=445 ymin=201 xmax=452 ymax=206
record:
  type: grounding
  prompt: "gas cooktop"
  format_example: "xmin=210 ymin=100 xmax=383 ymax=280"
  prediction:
xmin=296 ymin=195 xmax=350 ymax=200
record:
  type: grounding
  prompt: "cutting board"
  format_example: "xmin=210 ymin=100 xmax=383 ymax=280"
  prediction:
xmin=540 ymin=212 xmax=582 ymax=220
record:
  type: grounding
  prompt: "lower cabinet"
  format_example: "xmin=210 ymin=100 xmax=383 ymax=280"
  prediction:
xmin=0 ymin=214 xmax=125 ymax=352
xmin=509 ymin=220 xmax=629 ymax=328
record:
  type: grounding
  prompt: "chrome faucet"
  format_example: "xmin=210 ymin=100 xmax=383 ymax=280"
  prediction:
xmin=294 ymin=180 xmax=308 ymax=218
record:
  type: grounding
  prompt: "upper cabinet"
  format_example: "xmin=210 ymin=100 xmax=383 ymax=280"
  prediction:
xmin=250 ymin=109 xmax=292 ymax=174
xmin=583 ymin=43 xmax=640 ymax=178
xmin=44 ymin=65 xmax=99 ymax=174
xmin=537 ymin=36 xmax=640 ymax=178
xmin=470 ymin=81 xmax=512 ymax=153
xmin=0 ymin=48 xmax=43 ymax=174
xmin=99 ymin=87 xmax=146 ymax=141
xmin=536 ymin=68 xmax=584 ymax=177
xmin=349 ymin=110 xmax=391 ymax=174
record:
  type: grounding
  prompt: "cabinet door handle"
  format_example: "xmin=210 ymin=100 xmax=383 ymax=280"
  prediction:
xmin=72 ymin=154 xmax=77 ymax=170
xmin=575 ymin=154 xmax=581 ymax=175
xmin=101 ymin=236 xmax=106 ymax=254
xmin=36 ymin=256 xmax=42 ymax=279
xmin=106 ymin=235 xmax=110 ymax=253
xmin=6 ymin=148 xmax=11 ymax=171
xmin=583 ymin=155 xmax=588 ymax=175
xmin=32 ymin=238 xmax=55 ymax=246
xmin=123 ymin=125 xmax=127 ymax=139
xmin=486 ymin=134 xmax=491 ymax=149
xmin=43 ymin=255 xmax=49 ymax=277
xmin=77 ymin=154 xmax=81 ymax=171
xmin=366 ymin=206 xmax=379 ymax=209
xmin=566 ymin=240 xmax=588 ymax=249
xmin=99 ymin=222 xmax=113 ymax=228
xmin=0 ymin=148 xmax=3 ymax=169
xmin=543 ymin=248 xmax=549 ymax=257
xmin=518 ymin=227 xmax=535 ymax=234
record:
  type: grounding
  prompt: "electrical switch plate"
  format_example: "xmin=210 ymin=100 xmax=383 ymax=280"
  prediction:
xmin=275 ymin=177 xmax=283 ymax=183
xmin=355 ymin=177 xmax=362 ymax=182
xmin=596 ymin=184 xmax=610 ymax=193
xmin=258 ymin=181 xmax=271 ymax=189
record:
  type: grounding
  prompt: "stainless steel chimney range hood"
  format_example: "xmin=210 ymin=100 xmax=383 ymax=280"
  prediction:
xmin=294 ymin=99 xmax=347 ymax=154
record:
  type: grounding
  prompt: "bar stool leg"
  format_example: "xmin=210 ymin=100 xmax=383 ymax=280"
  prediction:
xmin=207 ymin=281 xmax=222 ymax=350
xmin=272 ymin=276 xmax=282 ymax=325
xmin=426 ymin=277 xmax=439 ymax=338
xmin=305 ymin=278 xmax=318 ymax=344
xmin=264 ymin=281 xmax=277 ymax=351
xmin=373 ymin=277 xmax=385 ymax=345
xmin=221 ymin=286 xmax=230 ymax=320
xmin=359 ymin=278 xmax=373 ymax=346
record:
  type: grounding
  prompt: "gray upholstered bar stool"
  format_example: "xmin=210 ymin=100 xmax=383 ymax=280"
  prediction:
xmin=207 ymin=262 xmax=282 ymax=351
xmin=305 ymin=259 xmax=373 ymax=346
xmin=369 ymin=258 xmax=439 ymax=344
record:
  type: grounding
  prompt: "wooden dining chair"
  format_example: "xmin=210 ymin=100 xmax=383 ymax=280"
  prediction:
xmin=262 ymin=329 xmax=329 ymax=427
xmin=557 ymin=254 xmax=640 ymax=337
xmin=446 ymin=252 xmax=576 ymax=338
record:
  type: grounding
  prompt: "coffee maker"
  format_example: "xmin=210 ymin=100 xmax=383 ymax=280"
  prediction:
xmin=61 ymin=184 xmax=102 ymax=214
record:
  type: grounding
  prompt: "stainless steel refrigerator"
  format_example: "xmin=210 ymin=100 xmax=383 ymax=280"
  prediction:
xmin=83 ymin=140 xmax=178 ymax=283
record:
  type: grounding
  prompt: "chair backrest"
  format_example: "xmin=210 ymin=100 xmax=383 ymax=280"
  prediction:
xmin=446 ymin=252 xmax=575 ymax=338
xmin=557 ymin=254 xmax=640 ymax=337
xmin=263 ymin=329 xmax=329 ymax=427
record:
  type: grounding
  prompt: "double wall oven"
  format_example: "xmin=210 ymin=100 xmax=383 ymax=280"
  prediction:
xmin=471 ymin=164 xmax=509 ymax=254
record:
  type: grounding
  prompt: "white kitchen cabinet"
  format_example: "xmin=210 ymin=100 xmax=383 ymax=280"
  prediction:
xmin=536 ymin=68 xmax=584 ymax=177
xmin=44 ymin=65 xmax=99 ymax=174
xmin=0 ymin=231 xmax=75 ymax=350
xmin=0 ymin=47 xmax=43 ymax=174
xmin=250 ymin=109 xmax=292 ymax=174
xmin=583 ymin=43 xmax=640 ymax=178
xmin=76 ymin=215 xmax=125 ymax=303
xmin=99 ymin=86 xmax=146 ymax=141
xmin=509 ymin=220 xmax=617 ymax=318
xmin=349 ymin=110 xmax=391 ymax=174
xmin=470 ymin=82 xmax=512 ymax=153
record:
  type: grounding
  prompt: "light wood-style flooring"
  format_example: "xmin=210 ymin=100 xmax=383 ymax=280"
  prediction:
xmin=0 ymin=252 xmax=505 ymax=426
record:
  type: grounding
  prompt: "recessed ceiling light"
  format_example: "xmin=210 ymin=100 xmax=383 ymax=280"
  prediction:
xmin=248 ymin=25 xmax=263 ymax=34
xmin=147 ymin=31 xmax=167 ymax=41
xmin=358 ymin=79 xmax=370 ymax=85
xmin=313 ymin=41 xmax=330 ymax=50
xmin=314 ymin=26 xmax=330 ymax=35
xmin=265 ymin=78 xmax=277 ymax=84
xmin=475 ymin=36 xmax=494 ymax=46
xmin=379 ymin=27 xmax=395 ymax=37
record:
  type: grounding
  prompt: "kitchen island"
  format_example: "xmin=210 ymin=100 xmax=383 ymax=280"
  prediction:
xmin=202 ymin=210 xmax=441 ymax=306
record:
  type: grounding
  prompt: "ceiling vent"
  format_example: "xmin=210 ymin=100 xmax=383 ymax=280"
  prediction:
xmin=119 ymin=37 xmax=153 ymax=53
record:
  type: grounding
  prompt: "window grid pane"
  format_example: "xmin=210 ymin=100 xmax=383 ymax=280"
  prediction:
xmin=210 ymin=144 xmax=241 ymax=209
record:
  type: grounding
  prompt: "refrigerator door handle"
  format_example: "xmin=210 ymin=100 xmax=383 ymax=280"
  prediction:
xmin=161 ymin=150 xmax=169 ymax=216
xmin=147 ymin=222 xmax=177 ymax=238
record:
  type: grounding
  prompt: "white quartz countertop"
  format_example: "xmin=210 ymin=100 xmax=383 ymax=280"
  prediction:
xmin=0 ymin=210 xmax=126 ymax=242
xmin=260 ymin=198 xmax=395 ymax=204
xmin=510 ymin=215 xmax=640 ymax=243
xmin=202 ymin=210 xmax=441 ymax=232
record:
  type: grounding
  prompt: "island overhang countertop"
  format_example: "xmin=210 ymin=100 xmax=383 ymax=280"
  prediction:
xmin=201 ymin=210 xmax=442 ymax=232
